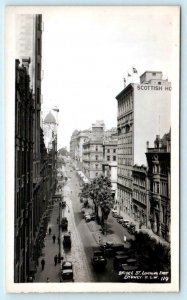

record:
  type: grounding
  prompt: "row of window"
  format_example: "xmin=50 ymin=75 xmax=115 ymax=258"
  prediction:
xmin=118 ymin=188 xmax=132 ymax=204
xmin=152 ymin=164 xmax=168 ymax=175
xmin=107 ymin=155 xmax=116 ymax=161
xmin=118 ymin=157 xmax=132 ymax=166
xmin=118 ymin=167 xmax=132 ymax=177
xmin=133 ymin=189 xmax=146 ymax=205
xmin=118 ymin=112 xmax=133 ymax=125
xmin=118 ymin=134 xmax=132 ymax=145
xmin=118 ymin=176 xmax=132 ymax=189
xmin=152 ymin=181 xmax=168 ymax=196
xmin=118 ymin=95 xmax=133 ymax=116
xmin=133 ymin=176 xmax=146 ymax=188
xmin=106 ymin=148 xmax=116 ymax=153
xmin=117 ymin=147 xmax=132 ymax=155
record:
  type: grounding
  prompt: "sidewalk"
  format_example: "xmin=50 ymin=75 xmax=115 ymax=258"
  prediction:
xmin=34 ymin=205 xmax=62 ymax=283
xmin=119 ymin=211 xmax=169 ymax=247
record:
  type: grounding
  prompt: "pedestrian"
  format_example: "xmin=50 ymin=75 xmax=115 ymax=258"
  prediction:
xmin=46 ymin=277 xmax=50 ymax=283
xmin=41 ymin=259 xmax=45 ymax=270
xmin=54 ymin=254 xmax=58 ymax=266
xmin=48 ymin=227 xmax=51 ymax=235
xmin=52 ymin=234 xmax=56 ymax=243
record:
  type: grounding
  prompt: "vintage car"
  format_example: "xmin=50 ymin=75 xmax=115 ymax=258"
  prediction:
xmin=61 ymin=261 xmax=74 ymax=282
xmin=91 ymin=250 xmax=107 ymax=269
xmin=63 ymin=233 xmax=71 ymax=248
xmin=61 ymin=200 xmax=66 ymax=209
xmin=61 ymin=217 xmax=68 ymax=230
xmin=113 ymin=254 xmax=129 ymax=270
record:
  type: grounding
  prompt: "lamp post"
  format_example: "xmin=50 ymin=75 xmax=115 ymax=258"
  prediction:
xmin=58 ymin=201 xmax=62 ymax=263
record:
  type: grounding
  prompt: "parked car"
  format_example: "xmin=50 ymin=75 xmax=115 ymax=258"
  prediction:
xmin=61 ymin=217 xmax=68 ymax=230
xmin=85 ymin=214 xmax=91 ymax=222
xmin=63 ymin=233 xmax=71 ymax=248
xmin=61 ymin=200 xmax=66 ymax=208
xmin=127 ymin=224 xmax=136 ymax=234
xmin=117 ymin=216 xmax=124 ymax=223
xmin=112 ymin=213 xmax=121 ymax=218
xmin=111 ymin=208 xmax=118 ymax=214
xmin=100 ymin=241 xmax=114 ymax=256
xmin=91 ymin=251 xmax=107 ymax=269
xmin=61 ymin=261 xmax=74 ymax=282
xmin=110 ymin=243 xmax=125 ymax=254
xmin=121 ymin=220 xmax=131 ymax=227
xmin=113 ymin=254 xmax=129 ymax=270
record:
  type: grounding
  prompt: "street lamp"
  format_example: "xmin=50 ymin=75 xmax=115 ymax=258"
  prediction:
xmin=58 ymin=201 xmax=62 ymax=263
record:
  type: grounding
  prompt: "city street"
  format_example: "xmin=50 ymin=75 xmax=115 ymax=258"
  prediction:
xmin=62 ymin=161 xmax=133 ymax=282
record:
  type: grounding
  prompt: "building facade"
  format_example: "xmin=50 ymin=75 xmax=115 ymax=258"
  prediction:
xmin=15 ymin=58 xmax=34 ymax=283
xmin=146 ymin=132 xmax=171 ymax=241
xmin=102 ymin=130 xmax=118 ymax=201
xmin=132 ymin=165 xmax=148 ymax=227
xmin=15 ymin=14 xmax=58 ymax=282
xmin=116 ymin=71 xmax=171 ymax=221
xmin=82 ymin=121 xmax=105 ymax=180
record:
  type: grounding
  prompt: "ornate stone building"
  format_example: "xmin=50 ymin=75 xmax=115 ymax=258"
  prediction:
xmin=15 ymin=58 xmax=34 ymax=282
xmin=82 ymin=121 xmax=105 ymax=180
xmin=146 ymin=132 xmax=171 ymax=241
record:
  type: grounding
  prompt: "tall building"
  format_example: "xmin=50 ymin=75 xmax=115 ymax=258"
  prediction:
xmin=82 ymin=121 xmax=105 ymax=179
xmin=15 ymin=58 xmax=34 ymax=283
xmin=15 ymin=14 xmax=58 ymax=282
xmin=102 ymin=129 xmax=118 ymax=201
xmin=116 ymin=71 xmax=171 ymax=218
xmin=146 ymin=132 xmax=171 ymax=241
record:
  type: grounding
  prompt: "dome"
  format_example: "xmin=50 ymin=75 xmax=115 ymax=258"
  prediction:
xmin=44 ymin=111 xmax=56 ymax=124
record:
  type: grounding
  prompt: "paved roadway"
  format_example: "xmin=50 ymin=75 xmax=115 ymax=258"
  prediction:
xmin=62 ymin=161 xmax=133 ymax=282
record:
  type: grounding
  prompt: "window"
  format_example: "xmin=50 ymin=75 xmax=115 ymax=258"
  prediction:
xmin=107 ymin=156 xmax=110 ymax=161
xmin=95 ymin=155 xmax=98 ymax=161
xmin=152 ymin=72 xmax=156 ymax=76
xmin=156 ymin=182 xmax=159 ymax=194
xmin=96 ymin=146 xmax=98 ymax=151
xmin=95 ymin=164 xmax=98 ymax=170
xmin=113 ymin=156 xmax=116 ymax=161
xmin=107 ymin=149 xmax=110 ymax=153
xmin=37 ymin=88 xmax=40 ymax=104
xmin=95 ymin=173 xmax=98 ymax=177
xmin=113 ymin=149 xmax=116 ymax=153
xmin=37 ymin=63 xmax=41 ymax=80
xmin=158 ymin=81 xmax=161 ymax=85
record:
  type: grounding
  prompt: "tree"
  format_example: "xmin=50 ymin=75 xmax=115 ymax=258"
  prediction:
xmin=80 ymin=175 xmax=114 ymax=233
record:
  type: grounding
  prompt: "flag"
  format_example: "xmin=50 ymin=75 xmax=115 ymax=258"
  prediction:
xmin=133 ymin=67 xmax=138 ymax=73
xmin=128 ymin=73 xmax=131 ymax=77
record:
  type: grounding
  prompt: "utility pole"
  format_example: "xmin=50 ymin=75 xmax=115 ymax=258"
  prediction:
xmin=58 ymin=201 xmax=61 ymax=263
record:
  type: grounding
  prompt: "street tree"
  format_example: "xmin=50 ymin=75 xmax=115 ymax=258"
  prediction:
xmin=81 ymin=175 xmax=114 ymax=233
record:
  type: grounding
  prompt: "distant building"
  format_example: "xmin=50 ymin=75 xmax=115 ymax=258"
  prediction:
xmin=82 ymin=121 xmax=105 ymax=179
xmin=102 ymin=129 xmax=118 ymax=201
xmin=146 ymin=132 xmax=171 ymax=241
xmin=70 ymin=129 xmax=79 ymax=160
xmin=43 ymin=111 xmax=58 ymax=151
xmin=116 ymin=71 xmax=171 ymax=219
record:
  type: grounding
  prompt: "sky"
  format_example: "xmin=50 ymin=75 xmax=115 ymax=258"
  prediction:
xmin=41 ymin=6 xmax=179 ymax=150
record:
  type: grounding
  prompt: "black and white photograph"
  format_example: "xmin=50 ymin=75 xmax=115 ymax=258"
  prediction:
xmin=5 ymin=6 xmax=180 ymax=292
